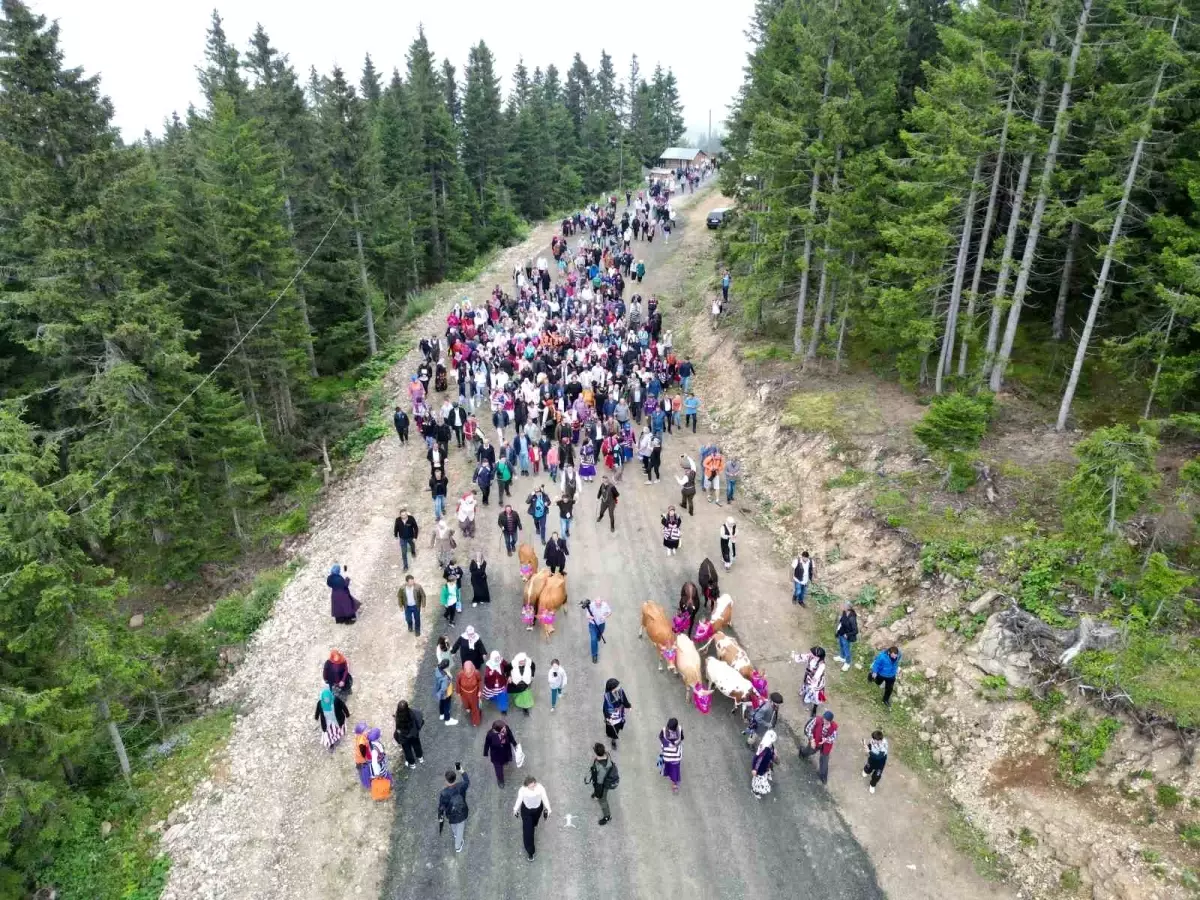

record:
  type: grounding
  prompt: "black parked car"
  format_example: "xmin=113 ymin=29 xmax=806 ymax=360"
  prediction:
xmin=706 ymin=207 xmax=731 ymax=229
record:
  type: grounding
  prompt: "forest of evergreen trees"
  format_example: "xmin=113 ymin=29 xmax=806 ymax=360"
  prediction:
xmin=0 ymin=1 xmax=685 ymax=893
xmin=721 ymin=0 xmax=1199 ymax=427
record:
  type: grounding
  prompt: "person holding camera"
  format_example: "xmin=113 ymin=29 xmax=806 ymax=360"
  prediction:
xmin=437 ymin=763 xmax=470 ymax=853
xmin=583 ymin=597 xmax=611 ymax=664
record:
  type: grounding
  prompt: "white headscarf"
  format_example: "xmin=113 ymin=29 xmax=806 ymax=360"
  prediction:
xmin=759 ymin=729 xmax=777 ymax=750
xmin=511 ymin=653 xmax=533 ymax=685
xmin=486 ymin=650 xmax=503 ymax=672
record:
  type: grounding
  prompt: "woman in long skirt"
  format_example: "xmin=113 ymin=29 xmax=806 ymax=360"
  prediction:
xmin=314 ymin=686 xmax=348 ymax=750
xmin=579 ymin=442 xmax=597 ymax=481
xmin=720 ymin=517 xmax=737 ymax=570
xmin=508 ymin=653 xmax=536 ymax=716
xmin=661 ymin=507 xmax=682 ymax=557
xmin=658 ymin=718 xmax=684 ymax=793
xmin=602 ymin=678 xmax=631 ymax=749
xmin=470 ymin=549 xmax=491 ymax=606
xmin=483 ymin=651 xmax=511 ymax=714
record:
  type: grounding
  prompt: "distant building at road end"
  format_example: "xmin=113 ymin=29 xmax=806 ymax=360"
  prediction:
xmin=659 ymin=147 xmax=708 ymax=170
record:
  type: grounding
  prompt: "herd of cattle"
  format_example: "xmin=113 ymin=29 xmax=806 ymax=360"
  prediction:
xmin=514 ymin=545 xmax=769 ymax=717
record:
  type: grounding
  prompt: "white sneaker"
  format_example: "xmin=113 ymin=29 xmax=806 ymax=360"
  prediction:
xmin=870 ymin=786 xmax=875 ymax=794
xmin=445 ymin=718 xmax=459 ymax=726
xmin=862 ymin=770 xmax=868 ymax=778
xmin=833 ymin=656 xmax=845 ymax=663
xmin=842 ymin=663 xmax=850 ymax=672
xmin=472 ymin=602 xmax=478 ymax=608
xmin=645 ymin=480 xmax=653 ymax=485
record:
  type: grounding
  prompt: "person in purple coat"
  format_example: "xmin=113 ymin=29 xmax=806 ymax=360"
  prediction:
xmin=328 ymin=564 xmax=359 ymax=624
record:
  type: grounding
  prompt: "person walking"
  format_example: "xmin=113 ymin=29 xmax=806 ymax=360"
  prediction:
xmin=585 ymin=597 xmax=612 ymax=664
xmin=437 ymin=763 xmax=470 ymax=853
xmin=496 ymin=454 xmax=513 ymax=501
xmin=683 ymin=393 xmax=700 ymax=433
xmin=725 ymin=456 xmax=742 ymax=503
xmin=750 ymin=729 xmax=777 ymax=798
xmin=473 ymin=459 xmax=494 ymax=506
xmin=648 ymin=435 xmax=662 ymax=483
xmin=483 ymin=718 xmax=518 ymax=787
xmin=497 ymin=504 xmax=522 ymax=556
xmin=447 ymin=402 xmax=466 ymax=448
xmin=397 ymin=574 xmax=426 ymax=637
xmin=596 ymin=477 xmax=620 ymax=533
xmin=392 ymin=699 xmax=425 ymax=768
xmin=588 ymin=743 xmax=617 ymax=825
xmin=429 ymin=468 xmax=449 ymax=520
xmin=555 ymin=494 xmax=575 ymax=543
xmin=547 ymin=659 xmax=567 ymax=712
xmin=482 ymin=651 xmax=511 ymax=715
xmin=835 ymin=602 xmax=859 ymax=672
xmin=544 ymin=533 xmax=568 ymax=575
xmin=863 ymin=730 xmax=889 ymax=794
xmin=720 ymin=517 xmax=737 ymax=570
xmin=433 ymin=660 xmax=458 ymax=725
xmin=315 ymin=686 xmax=349 ymax=750
xmin=526 ymin=485 xmax=551 ymax=544
xmin=677 ymin=457 xmax=697 ymax=516
xmin=431 ymin=518 xmax=457 ymax=569
xmin=721 ymin=269 xmax=732 ymax=306
xmin=456 ymin=660 xmax=483 ymax=727
xmin=703 ymin=448 xmax=724 ymax=505
xmin=508 ymin=652 xmax=536 ymax=716
xmin=744 ymin=691 xmax=783 ymax=742
xmin=440 ymin=573 xmax=462 ymax=626
xmin=512 ymin=776 xmax=551 ymax=861
xmin=393 ymin=508 xmax=419 ymax=570
xmin=661 ymin=506 xmax=682 ymax=556
xmin=456 ymin=490 xmax=477 ymax=538
xmin=657 ymin=718 xmax=684 ymax=793
xmin=800 ymin=710 xmax=838 ymax=785
xmin=603 ymin=678 xmax=632 ymax=749
xmin=869 ymin=646 xmax=903 ymax=707
xmin=469 ymin=549 xmax=491 ymax=606
xmin=450 ymin=625 xmax=487 ymax=669
xmin=799 ymin=646 xmax=828 ymax=718
xmin=791 ymin=550 xmax=815 ymax=605
xmin=327 ymin=564 xmax=359 ymax=625
xmin=393 ymin=406 xmax=410 ymax=443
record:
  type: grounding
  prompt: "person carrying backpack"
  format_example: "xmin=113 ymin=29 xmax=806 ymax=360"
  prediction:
xmin=437 ymin=763 xmax=470 ymax=853
xmin=526 ymin=486 xmax=550 ymax=544
xmin=602 ymin=678 xmax=631 ymax=749
xmin=587 ymin=742 xmax=618 ymax=825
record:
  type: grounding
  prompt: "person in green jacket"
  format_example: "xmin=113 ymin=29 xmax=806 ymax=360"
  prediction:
xmin=440 ymin=574 xmax=462 ymax=626
xmin=635 ymin=260 xmax=646 ymax=282
xmin=496 ymin=457 xmax=513 ymax=501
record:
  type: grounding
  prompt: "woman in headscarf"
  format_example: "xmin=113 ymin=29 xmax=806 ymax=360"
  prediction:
xmin=322 ymin=649 xmax=353 ymax=699
xmin=661 ymin=506 xmax=682 ymax=557
xmin=469 ymin=549 xmax=491 ymax=606
xmin=720 ymin=517 xmax=737 ymax=570
xmin=367 ymin=727 xmax=391 ymax=799
xmin=456 ymin=490 xmax=477 ymax=538
xmin=751 ymin=729 xmax=777 ymax=797
xmin=433 ymin=659 xmax=458 ymax=725
xmin=602 ymin=678 xmax=631 ymax=749
xmin=327 ymin=564 xmax=359 ymax=625
xmin=450 ymin=625 xmax=487 ymax=669
xmin=658 ymin=717 xmax=685 ymax=793
xmin=392 ymin=700 xmax=425 ymax=768
xmin=799 ymin=646 xmax=828 ymax=719
xmin=482 ymin=718 xmax=519 ymax=787
xmin=456 ymin=661 xmax=483 ymax=726
xmin=353 ymin=723 xmax=371 ymax=786
xmin=432 ymin=518 xmax=457 ymax=569
xmin=508 ymin=653 xmax=536 ymax=716
xmin=314 ymin=686 xmax=349 ymax=750
xmin=482 ymin=651 xmax=511 ymax=715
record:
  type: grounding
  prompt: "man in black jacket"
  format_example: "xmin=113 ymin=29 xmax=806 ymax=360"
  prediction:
xmin=498 ymin=505 xmax=523 ymax=555
xmin=596 ymin=477 xmax=620 ymax=533
xmin=438 ymin=763 xmax=470 ymax=853
xmin=447 ymin=402 xmax=467 ymax=448
xmin=393 ymin=509 xmax=419 ymax=570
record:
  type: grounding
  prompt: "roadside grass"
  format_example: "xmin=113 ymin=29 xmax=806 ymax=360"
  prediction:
xmin=947 ymin=806 xmax=1015 ymax=882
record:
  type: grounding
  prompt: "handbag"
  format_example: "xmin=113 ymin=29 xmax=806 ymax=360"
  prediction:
xmin=656 ymin=754 xmax=665 ymax=773
xmin=514 ymin=743 xmax=526 ymax=768
xmin=370 ymin=776 xmax=392 ymax=801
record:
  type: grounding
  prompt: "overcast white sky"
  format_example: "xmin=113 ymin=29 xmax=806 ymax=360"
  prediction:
xmin=29 ymin=0 xmax=751 ymax=143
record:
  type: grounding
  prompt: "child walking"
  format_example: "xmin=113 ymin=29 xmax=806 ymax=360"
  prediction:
xmin=863 ymin=730 xmax=888 ymax=794
xmin=547 ymin=659 xmax=568 ymax=712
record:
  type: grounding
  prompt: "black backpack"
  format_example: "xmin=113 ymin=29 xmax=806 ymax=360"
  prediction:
xmin=448 ymin=788 xmax=467 ymax=820
xmin=603 ymin=761 xmax=620 ymax=790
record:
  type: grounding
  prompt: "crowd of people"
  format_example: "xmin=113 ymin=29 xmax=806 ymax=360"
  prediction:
xmin=314 ymin=173 xmax=904 ymax=862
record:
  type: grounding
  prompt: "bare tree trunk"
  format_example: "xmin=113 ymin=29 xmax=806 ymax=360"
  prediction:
xmin=321 ymin=436 xmax=333 ymax=484
xmin=282 ymin=188 xmax=319 ymax=377
xmin=981 ymin=28 xmax=1059 ymax=379
xmin=936 ymin=155 xmax=983 ymax=393
xmin=232 ymin=313 xmax=266 ymax=441
xmin=1143 ymin=306 xmax=1176 ymax=419
xmin=99 ymin=699 xmax=131 ymax=786
xmin=1052 ymin=209 xmax=1082 ymax=341
xmin=1057 ymin=13 xmax=1177 ymax=430
xmin=959 ymin=78 xmax=1016 ymax=376
xmin=350 ymin=197 xmax=378 ymax=356
xmin=806 ymin=149 xmax=842 ymax=362
xmin=834 ymin=251 xmax=855 ymax=370
xmin=792 ymin=2 xmax=839 ymax=354
xmin=991 ymin=4 xmax=1090 ymax=392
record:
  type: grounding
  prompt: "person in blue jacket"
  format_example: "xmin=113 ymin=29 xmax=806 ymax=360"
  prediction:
xmin=683 ymin=394 xmax=700 ymax=433
xmin=868 ymin=646 xmax=902 ymax=707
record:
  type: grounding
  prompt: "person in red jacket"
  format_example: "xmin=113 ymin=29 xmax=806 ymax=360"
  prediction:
xmin=800 ymin=709 xmax=838 ymax=785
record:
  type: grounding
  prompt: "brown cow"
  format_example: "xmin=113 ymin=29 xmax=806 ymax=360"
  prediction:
xmin=712 ymin=632 xmax=754 ymax=678
xmin=523 ymin=570 xmax=548 ymax=631
xmin=710 ymin=593 xmax=734 ymax=633
xmin=638 ymin=601 xmax=676 ymax=672
xmin=518 ymin=543 xmax=538 ymax=579
xmin=536 ymin=573 xmax=568 ymax=639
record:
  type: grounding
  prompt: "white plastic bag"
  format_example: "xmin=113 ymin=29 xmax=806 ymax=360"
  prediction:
xmin=514 ymin=743 xmax=526 ymax=768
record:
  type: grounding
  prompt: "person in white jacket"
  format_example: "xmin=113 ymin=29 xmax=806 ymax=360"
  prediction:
xmin=547 ymin=659 xmax=568 ymax=711
xmin=512 ymin=776 xmax=552 ymax=860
